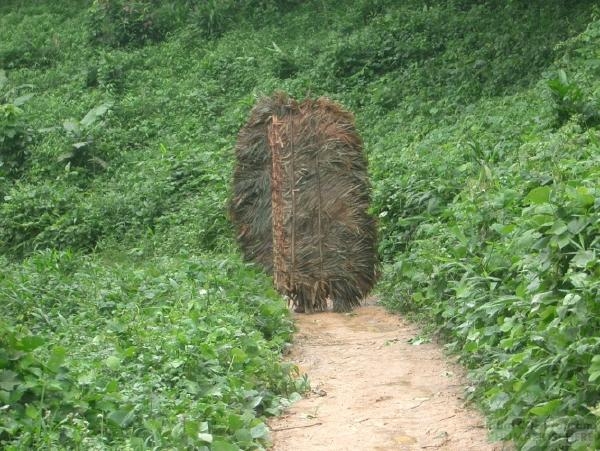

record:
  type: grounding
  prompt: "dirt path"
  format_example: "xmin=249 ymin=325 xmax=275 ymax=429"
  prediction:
xmin=268 ymin=300 xmax=509 ymax=451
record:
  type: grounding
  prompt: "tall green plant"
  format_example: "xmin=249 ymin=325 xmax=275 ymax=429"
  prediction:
xmin=0 ymin=71 xmax=33 ymax=177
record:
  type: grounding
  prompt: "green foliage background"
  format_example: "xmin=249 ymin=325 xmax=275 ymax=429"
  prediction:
xmin=0 ymin=0 xmax=599 ymax=449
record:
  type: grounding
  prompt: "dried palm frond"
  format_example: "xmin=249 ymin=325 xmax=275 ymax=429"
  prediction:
xmin=230 ymin=92 xmax=378 ymax=312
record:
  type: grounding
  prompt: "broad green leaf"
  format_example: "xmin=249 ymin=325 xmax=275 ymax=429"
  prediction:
xmin=562 ymin=293 xmax=581 ymax=306
xmin=184 ymin=418 xmax=200 ymax=438
xmin=46 ymin=346 xmax=67 ymax=373
xmin=522 ymin=436 xmax=543 ymax=451
xmin=488 ymin=391 xmax=510 ymax=411
xmin=13 ymin=93 xmax=33 ymax=106
xmin=183 ymin=379 xmax=200 ymax=395
xmin=250 ymin=423 xmax=269 ymax=439
xmin=72 ymin=141 xmax=88 ymax=149
xmin=230 ymin=348 xmax=247 ymax=363
xmin=589 ymin=371 xmax=600 ymax=382
xmin=246 ymin=394 xmax=263 ymax=408
xmin=529 ymin=399 xmax=561 ymax=416
xmin=516 ymin=229 xmax=541 ymax=249
xmin=550 ymin=233 xmax=571 ymax=249
xmin=531 ymin=214 xmax=554 ymax=227
xmin=107 ymin=407 xmax=135 ymax=428
xmin=569 ymin=271 xmax=589 ymax=288
xmin=558 ymin=69 xmax=568 ymax=84
xmin=464 ymin=341 xmax=478 ymax=352
xmin=0 ymin=370 xmax=19 ymax=391
xmin=19 ymin=335 xmax=45 ymax=351
xmin=198 ymin=433 xmax=213 ymax=443
xmin=25 ymin=404 xmax=40 ymax=419
xmin=548 ymin=220 xmax=568 ymax=235
xmin=568 ymin=217 xmax=589 ymax=234
xmin=567 ymin=186 xmax=595 ymax=207
xmin=588 ymin=355 xmax=600 ymax=381
xmin=491 ymin=223 xmax=515 ymax=235
xmin=571 ymin=250 xmax=595 ymax=268
xmin=211 ymin=439 xmax=238 ymax=451
xmin=105 ymin=380 xmax=119 ymax=394
xmin=167 ymin=359 xmax=185 ymax=369
xmin=77 ymin=371 xmax=95 ymax=385
xmin=227 ymin=414 xmax=244 ymax=431
xmin=525 ymin=186 xmax=551 ymax=205
xmin=81 ymin=102 xmax=112 ymax=128
xmin=499 ymin=318 xmax=515 ymax=332
xmin=233 ymin=428 xmax=252 ymax=442
xmin=104 ymin=356 xmax=121 ymax=371
xmin=0 ymin=389 xmax=12 ymax=403
xmin=288 ymin=392 xmax=302 ymax=403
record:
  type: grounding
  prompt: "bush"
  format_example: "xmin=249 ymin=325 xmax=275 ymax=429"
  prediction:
xmin=0 ymin=73 xmax=34 ymax=177
xmin=88 ymin=0 xmax=180 ymax=47
xmin=0 ymin=251 xmax=300 ymax=449
xmin=0 ymin=181 xmax=94 ymax=256
xmin=0 ymin=104 xmax=32 ymax=177
xmin=0 ymin=12 xmax=63 ymax=70
xmin=0 ymin=42 xmax=59 ymax=70
xmin=548 ymin=69 xmax=600 ymax=129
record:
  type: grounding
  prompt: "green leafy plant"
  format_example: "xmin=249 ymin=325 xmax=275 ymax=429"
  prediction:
xmin=0 ymin=251 xmax=301 ymax=449
xmin=58 ymin=102 xmax=112 ymax=170
xmin=268 ymin=42 xmax=301 ymax=79
xmin=548 ymin=69 xmax=600 ymax=128
xmin=87 ymin=0 xmax=177 ymax=47
xmin=0 ymin=40 xmax=60 ymax=70
xmin=188 ymin=0 xmax=237 ymax=39
xmin=0 ymin=71 xmax=34 ymax=177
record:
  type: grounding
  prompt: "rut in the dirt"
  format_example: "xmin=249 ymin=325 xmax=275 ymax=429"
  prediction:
xmin=269 ymin=301 xmax=509 ymax=451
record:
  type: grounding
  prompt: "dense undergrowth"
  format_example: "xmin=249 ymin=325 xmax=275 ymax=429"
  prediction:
xmin=1 ymin=0 xmax=599 ymax=449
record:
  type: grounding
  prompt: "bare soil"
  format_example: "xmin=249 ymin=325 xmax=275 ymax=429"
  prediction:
xmin=268 ymin=299 xmax=510 ymax=451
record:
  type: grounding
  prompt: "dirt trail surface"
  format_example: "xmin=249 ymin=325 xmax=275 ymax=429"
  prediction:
xmin=269 ymin=300 xmax=509 ymax=451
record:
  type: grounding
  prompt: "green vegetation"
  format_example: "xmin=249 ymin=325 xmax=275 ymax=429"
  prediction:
xmin=0 ymin=251 xmax=299 ymax=449
xmin=1 ymin=0 xmax=599 ymax=449
xmin=371 ymin=5 xmax=600 ymax=450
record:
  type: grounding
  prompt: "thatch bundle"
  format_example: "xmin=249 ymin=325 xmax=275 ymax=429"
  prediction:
xmin=230 ymin=92 xmax=378 ymax=312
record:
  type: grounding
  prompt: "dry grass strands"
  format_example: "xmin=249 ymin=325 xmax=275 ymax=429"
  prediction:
xmin=231 ymin=92 xmax=378 ymax=312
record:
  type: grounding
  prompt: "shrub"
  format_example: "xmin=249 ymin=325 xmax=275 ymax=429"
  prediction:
xmin=0 ymin=104 xmax=32 ymax=177
xmin=58 ymin=102 xmax=112 ymax=172
xmin=0 ymin=72 xmax=34 ymax=177
xmin=88 ymin=0 xmax=178 ymax=47
xmin=0 ymin=181 xmax=94 ymax=256
xmin=548 ymin=69 xmax=600 ymax=128
xmin=0 ymin=42 xmax=59 ymax=70
xmin=0 ymin=252 xmax=300 ymax=449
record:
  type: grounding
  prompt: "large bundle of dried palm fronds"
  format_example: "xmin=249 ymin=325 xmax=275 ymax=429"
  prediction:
xmin=230 ymin=92 xmax=378 ymax=312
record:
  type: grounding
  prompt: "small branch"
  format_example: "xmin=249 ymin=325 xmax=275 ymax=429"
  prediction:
xmin=439 ymin=414 xmax=456 ymax=421
xmin=271 ymin=422 xmax=323 ymax=432
xmin=406 ymin=399 xmax=429 ymax=410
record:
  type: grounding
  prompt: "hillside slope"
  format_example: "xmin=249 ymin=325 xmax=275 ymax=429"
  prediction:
xmin=1 ymin=0 xmax=599 ymax=449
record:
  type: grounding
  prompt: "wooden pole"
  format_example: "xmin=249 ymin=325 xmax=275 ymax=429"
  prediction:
xmin=268 ymin=115 xmax=287 ymax=294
